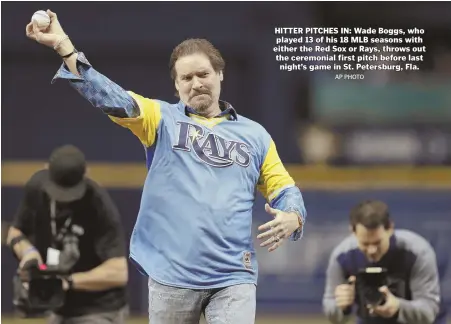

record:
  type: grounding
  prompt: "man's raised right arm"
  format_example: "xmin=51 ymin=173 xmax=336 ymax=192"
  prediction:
xmin=52 ymin=50 xmax=139 ymax=119
xmin=51 ymin=51 xmax=161 ymax=147
xmin=26 ymin=10 xmax=161 ymax=147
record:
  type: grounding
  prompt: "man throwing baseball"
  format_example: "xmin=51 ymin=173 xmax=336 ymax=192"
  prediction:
xmin=26 ymin=10 xmax=307 ymax=324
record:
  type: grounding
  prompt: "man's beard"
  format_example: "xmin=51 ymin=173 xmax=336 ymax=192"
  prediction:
xmin=189 ymin=93 xmax=214 ymax=113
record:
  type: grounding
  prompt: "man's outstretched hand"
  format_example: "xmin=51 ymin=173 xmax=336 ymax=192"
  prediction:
xmin=257 ymin=203 xmax=302 ymax=252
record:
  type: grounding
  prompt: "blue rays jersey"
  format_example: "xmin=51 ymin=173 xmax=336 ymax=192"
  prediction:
xmin=53 ymin=53 xmax=307 ymax=289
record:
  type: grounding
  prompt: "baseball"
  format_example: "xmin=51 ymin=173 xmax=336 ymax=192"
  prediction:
xmin=32 ymin=10 xmax=50 ymax=30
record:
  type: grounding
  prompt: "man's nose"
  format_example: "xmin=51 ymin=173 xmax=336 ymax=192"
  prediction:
xmin=192 ymin=77 xmax=203 ymax=89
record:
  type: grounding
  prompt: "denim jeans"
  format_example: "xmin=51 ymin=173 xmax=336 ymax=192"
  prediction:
xmin=148 ymin=278 xmax=256 ymax=324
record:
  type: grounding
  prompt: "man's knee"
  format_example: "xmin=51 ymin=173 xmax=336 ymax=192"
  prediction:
xmin=148 ymin=278 xmax=204 ymax=324
xmin=205 ymin=284 xmax=256 ymax=324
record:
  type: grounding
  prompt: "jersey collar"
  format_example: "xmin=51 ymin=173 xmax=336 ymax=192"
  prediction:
xmin=180 ymin=100 xmax=238 ymax=121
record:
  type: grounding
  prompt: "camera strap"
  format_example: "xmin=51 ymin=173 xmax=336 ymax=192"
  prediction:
xmin=50 ymin=200 xmax=73 ymax=248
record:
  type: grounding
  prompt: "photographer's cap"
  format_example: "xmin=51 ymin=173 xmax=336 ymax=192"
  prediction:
xmin=44 ymin=145 xmax=87 ymax=203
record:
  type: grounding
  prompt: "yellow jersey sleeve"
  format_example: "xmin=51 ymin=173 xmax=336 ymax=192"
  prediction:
xmin=257 ymin=139 xmax=296 ymax=202
xmin=108 ymin=91 xmax=162 ymax=147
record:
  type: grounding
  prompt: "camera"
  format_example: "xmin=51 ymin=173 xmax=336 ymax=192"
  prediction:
xmin=13 ymin=260 xmax=65 ymax=317
xmin=355 ymin=267 xmax=388 ymax=309
xmin=13 ymin=233 xmax=80 ymax=317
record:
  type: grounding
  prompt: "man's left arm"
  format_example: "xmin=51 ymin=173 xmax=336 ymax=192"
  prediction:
xmin=396 ymin=245 xmax=441 ymax=324
xmin=69 ymin=186 xmax=128 ymax=292
xmin=256 ymin=139 xmax=307 ymax=247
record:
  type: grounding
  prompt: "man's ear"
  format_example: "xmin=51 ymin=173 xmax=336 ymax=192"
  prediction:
xmin=175 ymin=80 xmax=180 ymax=92
xmin=219 ymin=70 xmax=224 ymax=82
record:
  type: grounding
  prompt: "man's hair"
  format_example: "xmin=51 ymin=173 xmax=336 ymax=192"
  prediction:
xmin=169 ymin=38 xmax=225 ymax=81
xmin=349 ymin=200 xmax=392 ymax=231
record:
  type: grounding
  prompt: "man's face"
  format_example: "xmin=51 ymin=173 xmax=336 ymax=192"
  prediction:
xmin=174 ymin=53 xmax=223 ymax=114
xmin=354 ymin=224 xmax=393 ymax=262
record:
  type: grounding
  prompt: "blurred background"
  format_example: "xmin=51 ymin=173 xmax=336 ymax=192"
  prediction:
xmin=2 ymin=2 xmax=451 ymax=323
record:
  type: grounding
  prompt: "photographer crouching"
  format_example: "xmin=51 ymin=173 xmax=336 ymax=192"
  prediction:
xmin=322 ymin=200 xmax=447 ymax=324
xmin=6 ymin=145 xmax=129 ymax=324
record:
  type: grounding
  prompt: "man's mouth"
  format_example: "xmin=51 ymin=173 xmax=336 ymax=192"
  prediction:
xmin=192 ymin=92 xmax=210 ymax=99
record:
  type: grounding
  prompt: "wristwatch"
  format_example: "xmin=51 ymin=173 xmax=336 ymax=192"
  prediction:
xmin=65 ymin=274 xmax=74 ymax=290
xmin=9 ymin=234 xmax=27 ymax=249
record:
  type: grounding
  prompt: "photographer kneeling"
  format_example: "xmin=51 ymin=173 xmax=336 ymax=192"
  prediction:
xmin=322 ymin=200 xmax=446 ymax=324
xmin=7 ymin=145 xmax=128 ymax=324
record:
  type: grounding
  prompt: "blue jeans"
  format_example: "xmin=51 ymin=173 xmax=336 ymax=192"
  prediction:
xmin=148 ymin=278 xmax=256 ymax=324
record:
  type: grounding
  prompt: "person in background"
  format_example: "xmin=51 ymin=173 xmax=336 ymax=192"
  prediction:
xmin=323 ymin=199 xmax=445 ymax=324
xmin=7 ymin=145 xmax=128 ymax=324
